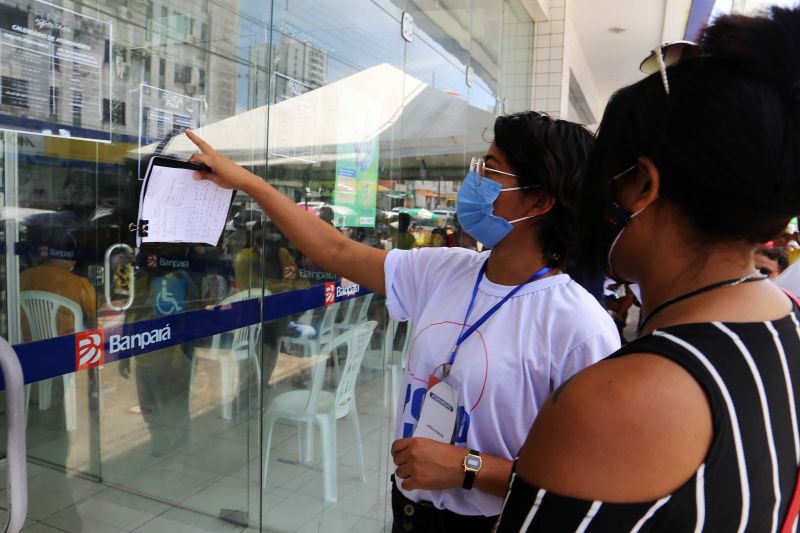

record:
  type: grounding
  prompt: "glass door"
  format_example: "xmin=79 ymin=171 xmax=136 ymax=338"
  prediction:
xmin=0 ymin=0 xmax=271 ymax=528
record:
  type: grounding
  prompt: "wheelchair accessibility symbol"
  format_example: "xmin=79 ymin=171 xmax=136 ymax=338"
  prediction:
xmin=154 ymin=277 xmax=185 ymax=316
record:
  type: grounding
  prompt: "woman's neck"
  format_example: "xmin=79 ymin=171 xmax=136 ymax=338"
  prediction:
xmin=485 ymin=240 xmax=551 ymax=285
xmin=640 ymin=247 xmax=753 ymax=310
xmin=634 ymin=244 xmax=768 ymax=333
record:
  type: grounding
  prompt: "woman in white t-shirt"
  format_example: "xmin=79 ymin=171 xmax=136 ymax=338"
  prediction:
xmin=185 ymin=111 xmax=619 ymax=532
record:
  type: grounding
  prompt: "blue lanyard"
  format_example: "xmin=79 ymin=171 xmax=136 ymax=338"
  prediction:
xmin=446 ymin=260 xmax=551 ymax=372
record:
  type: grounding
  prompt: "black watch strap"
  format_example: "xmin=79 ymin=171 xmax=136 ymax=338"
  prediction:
xmin=462 ymin=449 xmax=481 ymax=490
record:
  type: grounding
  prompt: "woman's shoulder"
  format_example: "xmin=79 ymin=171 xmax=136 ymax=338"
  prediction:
xmin=521 ymin=275 xmax=618 ymax=340
xmin=517 ymin=353 xmax=712 ymax=502
xmin=390 ymin=246 xmax=486 ymax=275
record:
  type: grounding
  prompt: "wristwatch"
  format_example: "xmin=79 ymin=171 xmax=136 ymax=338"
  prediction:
xmin=462 ymin=449 xmax=482 ymax=490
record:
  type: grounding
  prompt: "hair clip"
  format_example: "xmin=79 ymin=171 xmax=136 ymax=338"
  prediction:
xmin=639 ymin=41 xmax=701 ymax=95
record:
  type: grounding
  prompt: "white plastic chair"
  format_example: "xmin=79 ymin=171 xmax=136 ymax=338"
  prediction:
xmin=276 ymin=301 xmax=340 ymax=357
xmin=383 ymin=319 xmax=413 ymax=417
xmin=262 ymin=320 xmax=377 ymax=503
xmin=191 ymin=289 xmax=263 ymax=420
xmin=19 ymin=290 xmax=81 ymax=432
xmin=334 ymin=293 xmax=373 ymax=334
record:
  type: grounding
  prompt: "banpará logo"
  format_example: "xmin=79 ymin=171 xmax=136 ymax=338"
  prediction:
xmin=47 ymin=248 xmax=74 ymax=259
xmin=109 ymin=324 xmax=171 ymax=353
xmin=324 ymin=283 xmax=336 ymax=306
xmin=75 ymin=330 xmax=105 ymax=370
xmin=298 ymin=268 xmax=338 ymax=282
xmin=336 ymin=284 xmax=360 ymax=298
xmin=145 ymin=255 xmax=190 ymax=270
xmin=159 ymin=257 xmax=189 ymax=269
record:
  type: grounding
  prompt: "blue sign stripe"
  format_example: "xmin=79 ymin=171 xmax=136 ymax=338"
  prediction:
xmin=1 ymin=282 xmax=372 ymax=389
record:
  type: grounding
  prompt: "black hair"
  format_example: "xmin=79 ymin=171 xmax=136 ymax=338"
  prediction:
xmin=757 ymin=246 xmax=790 ymax=272
xmin=579 ymin=7 xmax=800 ymax=270
xmin=318 ymin=206 xmax=334 ymax=224
xmin=398 ymin=212 xmax=411 ymax=231
xmin=493 ymin=111 xmax=594 ymax=268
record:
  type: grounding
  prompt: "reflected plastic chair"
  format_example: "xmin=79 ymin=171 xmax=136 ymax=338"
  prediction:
xmin=191 ymin=289 xmax=264 ymax=420
xmin=383 ymin=319 xmax=413 ymax=418
xmin=262 ymin=320 xmax=377 ymax=503
xmin=19 ymin=290 xmax=81 ymax=432
xmin=334 ymin=293 xmax=374 ymax=334
xmin=276 ymin=301 xmax=340 ymax=357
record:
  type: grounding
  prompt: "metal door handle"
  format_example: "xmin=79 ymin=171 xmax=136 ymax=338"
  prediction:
xmin=0 ymin=336 xmax=27 ymax=532
xmin=104 ymin=244 xmax=135 ymax=312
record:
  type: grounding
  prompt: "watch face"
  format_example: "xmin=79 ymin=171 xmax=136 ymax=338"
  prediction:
xmin=465 ymin=455 xmax=481 ymax=470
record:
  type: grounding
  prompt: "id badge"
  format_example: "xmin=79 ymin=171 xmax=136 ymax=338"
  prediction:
xmin=412 ymin=381 xmax=458 ymax=443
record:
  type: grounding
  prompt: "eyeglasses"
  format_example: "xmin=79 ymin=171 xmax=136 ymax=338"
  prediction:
xmin=470 ymin=157 xmax=518 ymax=179
xmin=607 ymin=163 xmax=638 ymax=205
xmin=639 ymin=41 xmax=701 ymax=95
xmin=469 ymin=157 xmax=533 ymax=191
xmin=611 ymin=164 xmax=638 ymax=182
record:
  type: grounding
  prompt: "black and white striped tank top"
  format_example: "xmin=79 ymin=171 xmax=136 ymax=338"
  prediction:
xmin=496 ymin=309 xmax=800 ymax=532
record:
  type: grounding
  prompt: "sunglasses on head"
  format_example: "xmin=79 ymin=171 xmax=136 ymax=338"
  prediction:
xmin=639 ymin=41 xmax=701 ymax=95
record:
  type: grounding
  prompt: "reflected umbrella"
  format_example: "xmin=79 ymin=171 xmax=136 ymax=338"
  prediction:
xmin=399 ymin=207 xmax=440 ymax=222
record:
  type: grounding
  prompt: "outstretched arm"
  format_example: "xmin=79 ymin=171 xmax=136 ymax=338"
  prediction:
xmin=187 ymin=130 xmax=387 ymax=294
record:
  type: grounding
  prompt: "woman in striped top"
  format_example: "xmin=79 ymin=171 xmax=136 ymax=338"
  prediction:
xmin=496 ymin=7 xmax=800 ymax=532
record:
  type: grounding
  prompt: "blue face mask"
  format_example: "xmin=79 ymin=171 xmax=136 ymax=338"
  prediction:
xmin=604 ymin=200 xmax=652 ymax=281
xmin=456 ymin=170 xmax=535 ymax=248
xmin=602 ymin=163 xmax=654 ymax=281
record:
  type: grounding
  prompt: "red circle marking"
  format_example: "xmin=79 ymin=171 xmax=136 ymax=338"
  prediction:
xmin=405 ymin=320 xmax=489 ymax=412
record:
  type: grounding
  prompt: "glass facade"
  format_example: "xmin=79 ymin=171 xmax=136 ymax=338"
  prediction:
xmin=0 ymin=0 xmax=538 ymax=530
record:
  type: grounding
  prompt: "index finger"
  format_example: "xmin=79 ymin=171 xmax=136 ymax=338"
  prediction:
xmin=185 ymin=129 xmax=215 ymax=154
xmin=391 ymin=438 xmax=412 ymax=457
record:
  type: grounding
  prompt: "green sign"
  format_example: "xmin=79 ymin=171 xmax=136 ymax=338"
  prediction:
xmin=333 ymin=137 xmax=379 ymax=227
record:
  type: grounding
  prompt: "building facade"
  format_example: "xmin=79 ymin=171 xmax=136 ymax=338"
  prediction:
xmin=0 ymin=0 xmax=696 ymax=530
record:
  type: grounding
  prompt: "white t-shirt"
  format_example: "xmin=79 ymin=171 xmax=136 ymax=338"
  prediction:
xmin=777 ymin=260 xmax=800 ymax=294
xmin=385 ymin=247 xmax=620 ymax=516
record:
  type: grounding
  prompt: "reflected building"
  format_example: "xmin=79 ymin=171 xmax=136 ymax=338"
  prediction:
xmin=248 ymin=34 xmax=328 ymax=107
xmin=110 ymin=0 xmax=239 ymax=132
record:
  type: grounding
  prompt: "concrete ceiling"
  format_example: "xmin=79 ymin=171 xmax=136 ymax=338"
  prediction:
xmin=571 ymin=0 xmax=692 ymax=108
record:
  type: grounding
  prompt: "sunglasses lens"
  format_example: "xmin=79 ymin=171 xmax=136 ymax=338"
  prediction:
xmin=663 ymin=41 xmax=701 ymax=67
xmin=471 ymin=158 xmax=483 ymax=174
xmin=759 ymin=267 xmax=772 ymax=276
xmin=470 ymin=158 xmax=486 ymax=182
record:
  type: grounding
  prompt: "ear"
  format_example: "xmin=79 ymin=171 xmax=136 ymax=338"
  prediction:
xmin=524 ymin=191 xmax=557 ymax=218
xmin=629 ymin=156 xmax=660 ymax=212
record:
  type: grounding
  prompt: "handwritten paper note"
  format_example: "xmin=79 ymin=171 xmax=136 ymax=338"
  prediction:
xmin=138 ymin=164 xmax=233 ymax=246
